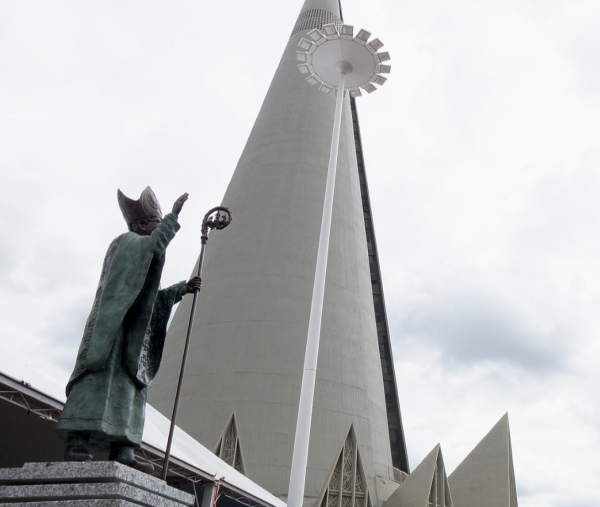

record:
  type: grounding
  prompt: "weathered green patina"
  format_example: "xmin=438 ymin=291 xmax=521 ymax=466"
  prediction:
xmin=56 ymin=189 xmax=196 ymax=471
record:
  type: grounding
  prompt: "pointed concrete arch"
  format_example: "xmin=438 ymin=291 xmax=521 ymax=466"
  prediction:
xmin=382 ymin=444 xmax=453 ymax=507
xmin=448 ymin=413 xmax=518 ymax=507
xmin=317 ymin=425 xmax=373 ymax=507
xmin=428 ymin=450 xmax=452 ymax=507
xmin=214 ymin=413 xmax=246 ymax=475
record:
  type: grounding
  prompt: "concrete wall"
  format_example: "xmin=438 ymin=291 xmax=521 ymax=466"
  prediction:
xmin=149 ymin=0 xmax=394 ymax=504
xmin=448 ymin=414 xmax=516 ymax=507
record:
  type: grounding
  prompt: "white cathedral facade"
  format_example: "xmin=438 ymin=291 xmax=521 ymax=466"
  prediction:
xmin=146 ymin=1 xmax=520 ymax=506
xmin=0 ymin=0 xmax=519 ymax=506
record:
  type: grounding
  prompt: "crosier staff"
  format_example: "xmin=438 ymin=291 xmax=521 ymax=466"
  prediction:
xmin=161 ymin=206 xmax=232 ymax=481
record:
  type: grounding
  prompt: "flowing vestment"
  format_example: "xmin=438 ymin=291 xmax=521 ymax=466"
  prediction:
xmin=56 ymin=213 xmax=186 ymax=450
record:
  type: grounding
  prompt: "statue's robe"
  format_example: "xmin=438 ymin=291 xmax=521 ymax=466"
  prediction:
xmin=56 ymin=212 xmax=186 ymax=450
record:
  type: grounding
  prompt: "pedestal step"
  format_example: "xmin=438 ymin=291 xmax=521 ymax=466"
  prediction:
xmin=0 ymin=462 xmax=195 ymax=507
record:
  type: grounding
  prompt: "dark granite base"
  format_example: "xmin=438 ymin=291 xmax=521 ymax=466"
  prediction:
xmin=0 ymin=462 xmax=195 ymax=507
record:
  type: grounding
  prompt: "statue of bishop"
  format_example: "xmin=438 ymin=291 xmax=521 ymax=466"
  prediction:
xmin=56 ymin=187 xmax=200 ymax=473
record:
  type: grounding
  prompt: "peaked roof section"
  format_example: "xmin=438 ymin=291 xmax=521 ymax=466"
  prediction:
xmin=448 ymin=413 xmax=518 ymax=507
xmin=214 ymin=413 xmax=246 ymax=475
xmin=382 ymin=444 xmax=452 ymax=507
xmin=317 ymin=425 xmax=374 ymax=507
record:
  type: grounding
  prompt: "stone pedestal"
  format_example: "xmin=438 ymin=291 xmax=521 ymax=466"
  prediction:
xmin=0 ymin=461 xmax=195 ymax=506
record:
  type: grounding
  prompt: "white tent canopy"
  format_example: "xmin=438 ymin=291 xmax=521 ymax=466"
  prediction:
xmin=0 ymin=360 xmax=285 ymax=507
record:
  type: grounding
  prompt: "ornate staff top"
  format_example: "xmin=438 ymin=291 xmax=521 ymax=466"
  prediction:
xmin=201 ymin=207 xmax=232 ymax=243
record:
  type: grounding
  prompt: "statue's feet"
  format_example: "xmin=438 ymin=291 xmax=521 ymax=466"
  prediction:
xmin=64 ymin=445 xmax=93 ymax=461
xmin=118 ymin=458 xmax=154 ymax=474
xmin=109 ymin=445 xmax=154 ymax=474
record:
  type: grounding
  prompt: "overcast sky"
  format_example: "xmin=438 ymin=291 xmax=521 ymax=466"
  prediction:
xmin=1 ymin=1 xmax=599 ymax=505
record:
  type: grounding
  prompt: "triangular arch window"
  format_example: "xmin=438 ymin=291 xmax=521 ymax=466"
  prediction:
xmin=214 ymin=414 xmax=246 ymax=475
xmin=428 ymin=452 xmax=452 ymax=507
xmin=319 ymin=426 xmax=373 ymax=507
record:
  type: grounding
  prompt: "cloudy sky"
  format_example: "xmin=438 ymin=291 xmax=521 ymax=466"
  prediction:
xmin=1 ymin=0 xmax=599 ymax=505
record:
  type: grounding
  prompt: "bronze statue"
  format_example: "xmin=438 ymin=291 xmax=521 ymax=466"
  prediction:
xmin=56 ymin=187 xmax=201 ymax=473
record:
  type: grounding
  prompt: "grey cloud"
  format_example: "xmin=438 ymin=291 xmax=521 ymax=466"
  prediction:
xmin=512 ymin=166 xmax=600 ymax=260
xmin=568 ymin=21 xmax=600 ymax=98
xmin=0 ymin=243 xmax=19 ymax=285
xmin=41 ymin=295 xmax=91 ymax=376
xmin=396 ymin=289 xmax=568 ymax=373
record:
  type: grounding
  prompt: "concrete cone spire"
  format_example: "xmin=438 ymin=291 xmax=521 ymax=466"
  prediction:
xmin=300 ymin=0 xmax=341 ymax=13
xmin=148 ymin=0 xmax=400 ymax=504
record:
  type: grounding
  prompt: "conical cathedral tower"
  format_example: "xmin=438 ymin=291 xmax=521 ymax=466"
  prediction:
xmin=149 ymin=0 xmax=408 ymax=504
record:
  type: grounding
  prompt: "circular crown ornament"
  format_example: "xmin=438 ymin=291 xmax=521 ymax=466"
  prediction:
xmin=296 ymin=24 xmax=391 ymax=97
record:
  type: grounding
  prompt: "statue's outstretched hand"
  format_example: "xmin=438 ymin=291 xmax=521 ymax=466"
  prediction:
xmin=172 ymin=193 xmax=189 ymax=215
xmin=186 ymin=276 xmax=202 ymax=294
